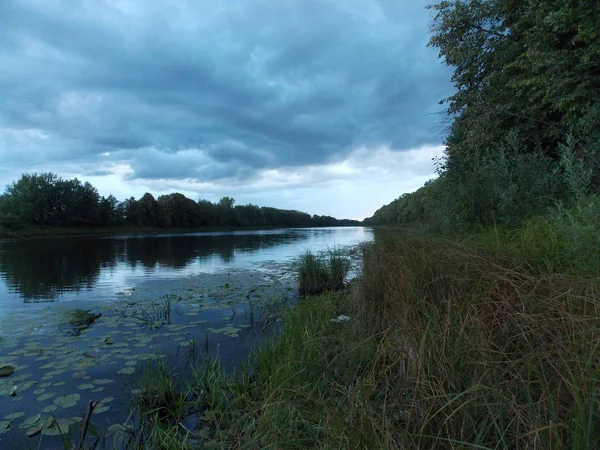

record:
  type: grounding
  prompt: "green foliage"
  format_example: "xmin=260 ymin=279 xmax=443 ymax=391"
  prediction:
xmin=194 ymin=292 xmax=383 ymax=449
xmin=365 ymin=177 xmax=448 ymax=230
xmin=298 ymin=250 xmax=351 ymax=296
xmin=465 ymin=196 xmax=600 ymax=275
xmin=428 ymin=0 xmax=600 ymax=162
xmin=445 ymin=146 xmax=561 ymax=229
xmin=367 ymin=134 xmax=599 ymax=246
xmin=368 ymin=0 xmax=597 ymax=238
xmin=0 ymin=173 xmax=360 ymax=232
xmin=0 ymin=213 xmax=23 ymax=230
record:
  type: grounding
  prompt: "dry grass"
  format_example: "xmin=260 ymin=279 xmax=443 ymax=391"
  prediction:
xmin=128 ymin=232 xmax=600 ymax=449
xmin=355 ymin=232 xmax=600 ymax=448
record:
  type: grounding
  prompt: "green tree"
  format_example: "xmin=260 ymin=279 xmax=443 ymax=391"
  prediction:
xmin=429 ymin=0 xmax=600 ymax=166
xmin=98 ymin=195 xmax=119 ymax=226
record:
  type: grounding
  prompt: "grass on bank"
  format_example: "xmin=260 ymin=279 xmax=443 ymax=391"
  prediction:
xmin=298 ymin=249 xmax=351 ymax=296
xmin=355 ymin=233 xmax=600 ymax=448
xmin=120 ymin=230 xmax=600 ymax=449
xmin=205 ymin=234 xmax=600 ymax=449
xmin=461 ymin=196 xmax=600 ymax=275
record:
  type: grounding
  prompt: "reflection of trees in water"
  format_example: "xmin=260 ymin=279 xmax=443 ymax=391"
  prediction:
xmin=0 ymin=239 xmax=108 ymax=302
xmin=0 ymin=231 xmax=309 ymax=301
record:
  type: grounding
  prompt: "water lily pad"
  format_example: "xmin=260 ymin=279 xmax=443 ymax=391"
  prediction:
xmin=99 ymin=396 xmax=115 ymax=404
xmin=94 ymin=405 xmax=110 ymax=414
xmin=10 ymin=373 xmax=33 ymax=382
xmin=20 ymin=414 xmax=41 ymax=429
xmin=33 ymin=388 xmax=45 ymax=395
xmin=26 ymin=425 xmax=43 ymax=437
xmin=14 ymin=381 xmax=32 ymax=394
xmin=117 ymin=367 xmax=135 ymax=375
xmin=0 ymin=366 xmax=15 ymax=377
xmin=42 ymin=418 xmax=71 ymax=436
xmin=77 ymin=384 xmax=95 ymax=390
xmin=124 ymin=360 xmax=137 ymax=366
xmin=37 ymin=392 xmax=56 ymax=402
xmin=42 ymin=405 xmax=57 ymax=414
xmin=40 ymin=362 xmax=58 ymax=370
xmin=107 ymin=423 xmax=133 ymax=434
xmin=112 ymin=348 xmax=131 ymax=354
xmin=53 ymin=381 xmax=66 ymax=387
xmin=0 ymin=420 xmax=11 ymax=434
xmin=54 ymin=393 xmax=80 ymax=408
xmin=0 ymin=382 xmax=16 ymax=397
xmin=4 ymin=412 xmax=25 ymax=420
xmin=46 ymin=368 xmax=68 ymax=377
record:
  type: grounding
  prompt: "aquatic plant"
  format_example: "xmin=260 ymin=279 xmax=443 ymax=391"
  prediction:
xmin=298 ymin=249 xmax=351 ymax=296
xmin=60 ymin=309 xmax=102 ymax=336
xmin=161 ymin=233 xmax=600 ymax=449
xmin=119 ymin=295 xmax=179 ymax=330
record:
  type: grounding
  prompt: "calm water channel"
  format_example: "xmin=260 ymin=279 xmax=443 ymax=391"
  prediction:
xmin=0 ymin=227 xmax=371 ymax=449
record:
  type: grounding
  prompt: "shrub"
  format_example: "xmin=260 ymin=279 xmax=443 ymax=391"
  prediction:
xmin=0 ymin=213 xmax=23 ymax=230
xmin=298 ymin=250 xmax=351 ymax=296
xmin=463 ymin=195 xmax=600 ymax=274
xmin=298 ymin=251 xmax=330 ymax=296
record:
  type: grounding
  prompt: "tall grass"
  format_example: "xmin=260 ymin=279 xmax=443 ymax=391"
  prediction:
xmin=117 ymin=231 xmax=600 ymax=449
xmin=194 ymin=291 xmax=385 ymax=449
xmin=354 ymin=232 xmax=600 ymax=448
xmin=463 ymin=195 xmax=600 ymax=275
xmin=298 ymin=249 xmax=351 ymax=296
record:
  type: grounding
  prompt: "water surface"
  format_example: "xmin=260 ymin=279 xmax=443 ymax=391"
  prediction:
xmin=0 ymin=227 xmax=371 ymax=448
xmin=0 ymin=227 xmax=370 ymax=308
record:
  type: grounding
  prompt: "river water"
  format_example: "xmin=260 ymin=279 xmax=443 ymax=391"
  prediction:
xmin=0 ymin=227 xmax=372 ymax=448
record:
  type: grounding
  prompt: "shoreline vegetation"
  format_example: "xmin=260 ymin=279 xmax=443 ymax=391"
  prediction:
xmin=112 ymin=234 xmax=599 ymax=449
xmin=1 ymin=0 xmax=598 ymax=448
xmin=0 ymin=173 xmax=360 ymax=240
xmin=112 ymin=0 xmax=599 ymax=447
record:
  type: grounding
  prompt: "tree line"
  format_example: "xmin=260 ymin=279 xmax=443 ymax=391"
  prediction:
xmin=366 ymin=0 xmax=599 ymax=231
xmin=0 ymin=173 xmax=359 ymax=230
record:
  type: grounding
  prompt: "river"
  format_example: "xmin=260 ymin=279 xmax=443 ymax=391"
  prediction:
xmin=0 ymin=226 xmax=372 ymax=448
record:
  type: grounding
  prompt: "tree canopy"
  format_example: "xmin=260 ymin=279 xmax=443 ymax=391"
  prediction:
xmin=367 ymin=0 xmax=599 ymax=230
xmin=0 ymin=173 xmax=359 ymax=231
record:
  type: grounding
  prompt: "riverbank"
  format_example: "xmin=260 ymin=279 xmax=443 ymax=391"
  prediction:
xmin=140 ymin=231 xmax=600 ymax=449
xmin=0 ymin=224 xmax=363 ymax=240
xmin=0 ymin=266 xmax=297 ymax=448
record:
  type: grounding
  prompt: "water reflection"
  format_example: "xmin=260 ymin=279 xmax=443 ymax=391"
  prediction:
xmin=0 ymin=227 xmax=370 ymax=304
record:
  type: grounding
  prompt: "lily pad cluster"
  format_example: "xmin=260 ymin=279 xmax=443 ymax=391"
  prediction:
xmin=0 ymin=267 xmax=297 ymax=446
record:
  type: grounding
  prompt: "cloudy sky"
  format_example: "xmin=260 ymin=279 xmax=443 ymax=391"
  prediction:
xmin=0 ymin=0 xmax=452 ymax=220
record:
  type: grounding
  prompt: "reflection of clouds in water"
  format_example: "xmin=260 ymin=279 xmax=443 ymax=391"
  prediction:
xmin=0 ymin=267 xmax=297 ymax=446
xmin=0 ymin=227 xmax=372 ymax=308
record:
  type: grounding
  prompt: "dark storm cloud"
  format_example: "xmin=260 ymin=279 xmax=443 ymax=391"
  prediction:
xmin=0 ymin=0 xmax=452 ymax=181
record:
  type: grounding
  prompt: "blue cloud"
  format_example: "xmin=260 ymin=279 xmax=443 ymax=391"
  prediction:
xmin=0 ymin=0 xmax=452 ymax=182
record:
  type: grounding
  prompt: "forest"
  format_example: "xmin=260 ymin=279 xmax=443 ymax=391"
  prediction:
xmin=0 ymin=173 xmax=358 ymax=231
xmin=365 ymin=0 xmax=599 ymax=269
